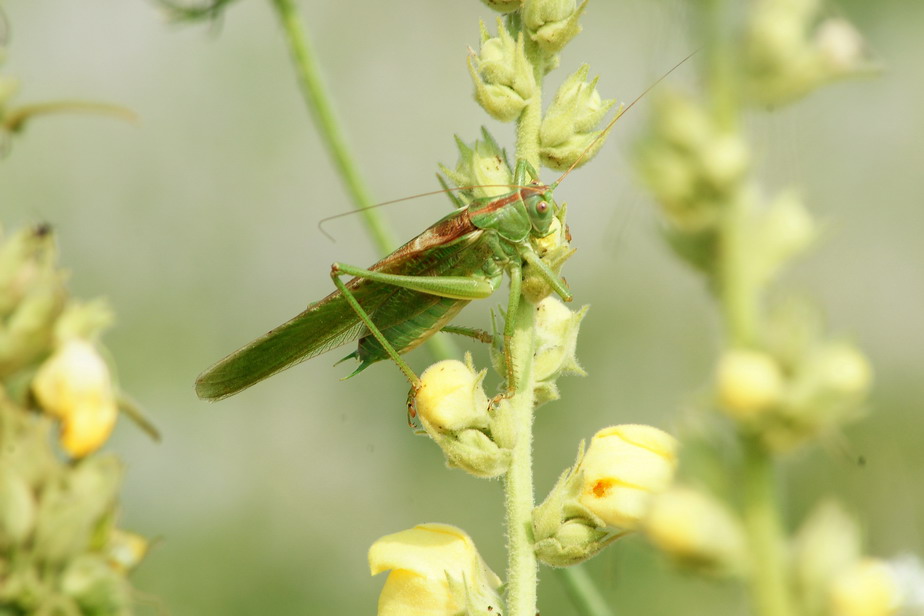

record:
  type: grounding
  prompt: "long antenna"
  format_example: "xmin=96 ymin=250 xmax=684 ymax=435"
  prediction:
xmin=552 ymin=49 xmax=699 ymax=188
xmin=317 ymin=184 xmax=524 ymax=241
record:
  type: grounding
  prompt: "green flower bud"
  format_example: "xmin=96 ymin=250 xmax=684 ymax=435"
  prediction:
xmin=767 ymin=340 xmax=872 ymax=448
xmin=534 ymin=518 xmax=619 ymax=568
xmin=522 ymin=0 xmax=588 ymax=54
xmin=742 ymin=190 xmax=816 ymax=289
xmin=479 ymin=0 xmax=522 ymax=13
xmin=644 ymin=486 xmax=747 ymax=574
xmin=634 ymin=92 xmax=749 ymax=234
xmin=539 ymin=65 xmax=617 ymax=171
xmin=61 ymin=555 xmax=132 ymax=614
xmin=468 ymin=19 xmax=536 ymax=122
xmin=411 ymin=357 xmax=510 ymax=478
xmin=439 ymin=127 xmax=513 ymax=203
xmin=0 ymin=224 xmax=56 ymax=315
xmin=32 ymin=455 xmax=123 ymax=564
xmin=0 ymin=466 xmax=36 ymax=548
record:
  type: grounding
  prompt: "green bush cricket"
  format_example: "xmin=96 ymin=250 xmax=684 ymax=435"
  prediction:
xmin=195 ymin=59 xmax=690 ymax=402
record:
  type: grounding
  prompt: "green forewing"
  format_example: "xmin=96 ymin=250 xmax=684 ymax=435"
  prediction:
xmin=195 ymin=208 xmax=492 ymax=400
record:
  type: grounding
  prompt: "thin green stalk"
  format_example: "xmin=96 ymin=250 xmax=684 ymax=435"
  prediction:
xmin=554 ymin=565 xmax=616 ymax=616
xmin=269 ymin=0 xmax=458 ymax=363
xmin=742 ymin=435 xmax=795 ymax=616
xmin=270 ymin=0 xmax=395 ymax=255
xmin=503 ymin=295 xmax=539 ymax=616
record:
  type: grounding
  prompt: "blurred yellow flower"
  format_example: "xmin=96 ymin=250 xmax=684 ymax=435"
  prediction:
xmin=578 ymin=425 xmax=678 ymax=530
xmin=644 ymin=486 xmax=746 ymax=572
xmin=369 ymin=523 xmax=503 ymax=616
xmin=829 ymin=558 xmax=899 ymax=616
xmin=32 ymin=338 xmax=118 ymax=457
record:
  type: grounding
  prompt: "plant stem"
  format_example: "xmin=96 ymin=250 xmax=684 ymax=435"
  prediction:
xmin=742 ymin=435 xmax=795 ymax=616
xmin=269 ymin=0 xmax=458 ymax=363
xmin=503 ymin=296 xmax=538 ymax=616
xmin=270 ymin=0 xmax=396 ymax=256
xmin=555 ymin=565 xmax=616 ymax=616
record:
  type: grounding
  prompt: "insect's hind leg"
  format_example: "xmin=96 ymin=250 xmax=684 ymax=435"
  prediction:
xmin=330 ymin=265 xmax=421 ymax=388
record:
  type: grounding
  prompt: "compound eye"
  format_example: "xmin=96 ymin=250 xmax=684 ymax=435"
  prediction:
xmin=535 ymin=201 xmax=549 ymax=214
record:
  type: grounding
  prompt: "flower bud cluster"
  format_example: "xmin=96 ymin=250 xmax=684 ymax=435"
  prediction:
xmin=635 ymin=92 xmax=750 ymax=236
xmin=439 ymin=127 xmax=513 ymax=205
xmin=0 ymin=225 xmax=149 ymax=613
xmin=369 ymin=523 xmax=504 ymax=616
xmin=715 ymin=316 xmax=872 ymax=450
xmin=744 ymin=0 xmax=869 ymax=106
xmin=792 ymin=501 xmax=914 ymax=616
xmin=539 ymin=65 xmax=618 ymax=171
xmin=468 ymin=19 xmax=537 ymax=123
xmin=533 ymin=425 xmax=678 ymax=566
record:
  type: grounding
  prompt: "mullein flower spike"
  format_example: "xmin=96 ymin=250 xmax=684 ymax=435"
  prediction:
xmin=532 ymin=425 xmax=678 ymax=566
xmin=643 ymin=486 xmax=747 ymax=574
xmin=468 ymin=19 xmax=536 ymax=123
xmin=0 ymin=225 xmax=149 ymax=611
xmin=369 ymin=523 xmax=504 ymax=616
xmin=538 ymin=64 xmax=617 ymax=171
xmin=412 ymin=357 xmax=510 ymax=478
xmin=522 ymin=0 xmax=588 ymax=55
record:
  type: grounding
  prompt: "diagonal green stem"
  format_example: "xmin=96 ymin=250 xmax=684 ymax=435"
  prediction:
xmin=269 ymin=0 xmax=457 ymax=363
xmin=555 ymin=565 xmax=616 ymax=616
xmin=270 ymin=0 xmax=395 ymax=255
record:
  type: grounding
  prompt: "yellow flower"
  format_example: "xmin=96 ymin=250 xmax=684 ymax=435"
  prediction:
xmin=644 ymin=486 xmax=746 ymax=572
xmin=32 ymin=338 xmax=118 ymax=457
xmin=578 ymin=425 xmax=678 ymax=530
xmin=829 ymin=558 xmax=899 ymax=616
xmin=415 ymin=360 xmax=490 ymax=434
xmin=369 ymin=523 xmax=503 ymax=616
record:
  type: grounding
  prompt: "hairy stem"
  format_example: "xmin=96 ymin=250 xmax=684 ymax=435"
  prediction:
xmin=503 ymin=297 xmax=538 ymax=616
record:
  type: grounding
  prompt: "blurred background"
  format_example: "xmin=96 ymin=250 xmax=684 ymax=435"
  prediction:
xmin=2 ymin=0 xmax=922 ymax=613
